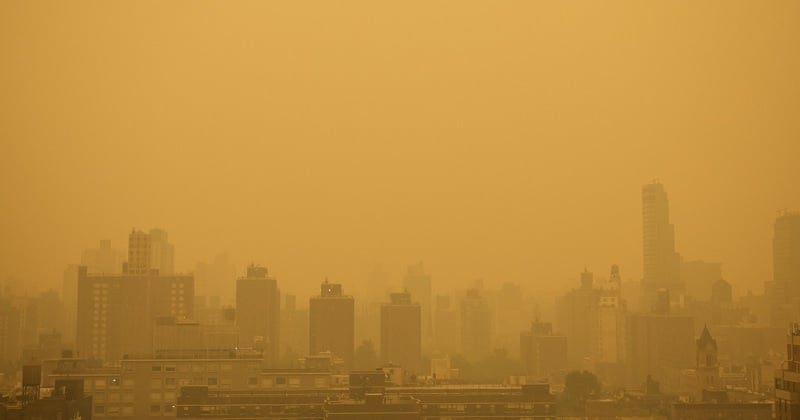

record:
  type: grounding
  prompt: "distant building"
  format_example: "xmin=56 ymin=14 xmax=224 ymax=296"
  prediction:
xmin=280 ymin=294 xmax=309 ymax=362
xmin=775 ymin=323 xmax=800 ymax=419
xmin=433 ymin=295 xmax=459 ymax=356
xmin=681 ymin=260 xmax=722 ymax=302
xmin=695 ymin=325 xmax=721 ymax=399
xmin=402 ymin=263 xmax=432 ymax=354
xmin=641 ymin=182 xmax=683 ymax=309
xmin=556 ymin=269 xmax=599 ymax=369
xmin=123 ymin=228 xmax=174 ymax=275
xmin=520 ymin=321 xmax=567 ymax=382
xmin=771 ymin=211 xmax=800 ymax=326
xmin=625 ymin=311 xmax=694 ymax=389
xmin=460 ymin=289 xmax=492 ymax=361
xmin=76 ymin=266 xmax=194 ymax=362
xmin=380 ymin=291 xmax=422 ymax=373
xmin=81 ymin=239 xmax=123 ymax=275
xmin=235 ymin=264 xmax=280 ymax=364
xmin=309 ymin=281 xmax=355 ymax=368
xmin=0 ymin=297 xmax=21 ymax=365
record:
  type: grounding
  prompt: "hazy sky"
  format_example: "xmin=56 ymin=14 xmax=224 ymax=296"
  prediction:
xmin=1 ymin=1 xmax=798 ymax=298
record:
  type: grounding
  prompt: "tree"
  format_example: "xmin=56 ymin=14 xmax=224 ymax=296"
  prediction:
xmin=353 ymin=340 xmax=379 ymax=370
xmin=559 ymin=370 xmax=601 ymax=415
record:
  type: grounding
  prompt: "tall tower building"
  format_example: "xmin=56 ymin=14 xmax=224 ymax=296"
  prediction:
xmin=776 ymin=324 xmax=800 ymax=419
xmin=380 ymin=291 xmax=422 ymax=373
xmin=403 ymin=263 xmax=432 ymax=354
xmin=309 ymin=281 xmax=355 ymax=368
xmin=148 ymin=229 xmax=175 ymax=275
xmin=641 ymin=182 xmax=683 ymax=309
xmin=235 ymin=264 xmax=280 ymax=364
xmin=460 ymin=289 xmax=492 ymax=361
xmin=695 ymin=325 xmax=721 ymax=399
xmin=125 ymin=229 xmax=151 ymax=275
xmin=772 ymin=211 xmax=800 ymax=326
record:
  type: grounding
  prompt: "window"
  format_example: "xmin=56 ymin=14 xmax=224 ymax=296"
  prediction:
xmin=248 ymin=377 xmax=258 ymax=386
xmin=108 ymin=393 xmax=120 ymax=403
xmin=94 ymin=379 xmax=106 ymax=390
xmin=207 ymin=378 xmax=218 ymax=386
xmin=150 ymin=378 xmax=162 ymax=389
xmin=121 ymin=406 xmax=133 ymax=416
xmin=164 ymin=392 xmax=175 ymax=403
xmin=150 ymin=405 xmax=161 ymax=414
xmin=95 ymin=405 xmax=104 ymax=415
xmin=152 ymin=365 xmax=162 ymax=372
xmin=288 ymin=378 xmax=301 ymax=387
xmin=275 ymin=377 xmax=286 ymax=385
xmin=314 ymin=377 xmax=327 ymax=388
xmin=107 ymin=406 xmax=120 ymax=415
xmin=150 ymin=392 xmax=161 ymax=402
xmin=261 ymin=378 xmax=273 ymax=387
xmin=165 ymin=377 xmax=176 ymax=388
xmin=165 ymin=365 xmax=176 ymax=372
xmin=221 ymin=364 xmax=233 ymax=372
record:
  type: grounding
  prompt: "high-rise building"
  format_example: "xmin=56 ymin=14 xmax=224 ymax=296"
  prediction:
xmin=62 ymin=265 xmax=79 ymax=344
xmin=625 ymin=311 xmax=694 ymax=389
xmin=235 ymin=264 xmax=280 ymax=364
xmin=0 ymin=297 xmax=21 ymax=365
xmin=309 ymin=281 xmax=355 ymax=368
xmin=460 ymin=289 xmax=492 ymax=361
xmin=123 ymin=228 xmax=174 ymax=276
xmin=597 ymin=265 xmax=627 ymax=384
xmin=556 ymin=269 xmax=599 ymax=369
xmin=641 ymin=182 xmax=683 ymax=309
xmin=403 ymin=263 xmax=432 ymax=354
xmin=776 ymin=323 xmax=800 ymax=419
xmin=125 ymin=229 xmax=151 ymax=275
xmin=433 ymin=295 xmax=459 ymax=356
xmin=681 ymin=260 xmax=722 ymax=302
xmin=771 ymin=211 xmax=800 ymax=326
xmin=380 ymin=291 xmax=422 ymax=373
xmin=520 ymin=321 xmax=568 ymax=382
xmin=148 ymin=228 xmax=175 ymax=275
xmin=280 ymin=294 xmax=309 ymax=362
xmin=81 ymin=240 xmax=123 ymax=275
xmin=76 ymin=266 xmax=195 ymax=362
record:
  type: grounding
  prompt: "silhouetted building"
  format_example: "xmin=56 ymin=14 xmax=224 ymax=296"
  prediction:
xmin=681 ymin=260 xmax=722 ymax=302
xmin=309 ymin=281 xmax=355 ymax=368
xmin=76 ymin=265 xmax=194 ymax=362
xmin=771 ymin=210 xmax=800 ymax=326
xmin=460 ymin=289 xmax=491 ymax=361
xmin=556 ymin=269 xmax=599 ymax=369
xmin=380 ymin=291 xmax=422 ymax=373
xmin=625 ymin=312 xmax=694 ymax=389
xmin=402 ymin=263 xmax=432 ymax=354
xmin=433 ymin=295 xmax=459 ymax=356
xmin=776 ymin=323 xmax=800 ymax=419
xmin=281 ymin=294 xmax=309 ymax=362
xmin=235 ymin=264 xmax=280 ymax=364
xmin=641 ymin=182 xmax=683 ymax=309
xmin=81 ymin=239 xmax=123 ymax=275
xmin=695 ymin=325 xmax=721 ymax=399
xmin=0 ymin=297 xmax=21 ymax=364
xmin=520 ymin=321 xmax=567 ymax=382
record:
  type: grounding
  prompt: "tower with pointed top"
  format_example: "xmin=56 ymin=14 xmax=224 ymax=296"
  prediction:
xmin=695 ymin=325 xmax=721 ymax=398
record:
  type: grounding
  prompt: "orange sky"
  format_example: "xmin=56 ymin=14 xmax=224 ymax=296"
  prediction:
xmin=1 ymin=1 xmax=798 ymax=298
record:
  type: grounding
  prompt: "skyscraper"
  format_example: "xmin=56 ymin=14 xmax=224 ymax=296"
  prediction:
xmin=123 ymin=228 xmax=174 ymax=275
xmin=235 ymin=264 xmax=280 ymax=364
xmin=403 ymin=263 xmax=432 ymax=354
xmin=771 ymin=211 xmax=800 ymax=326
xmin=460 ymin=289 xmax=492 ymax=361
xmin=309 ymin=281 xmax=355 ymax=368
xmin=380 ymin=291 xmax=422 ymax=373
xmin=641 ymin=182 xmax=683 ymax=309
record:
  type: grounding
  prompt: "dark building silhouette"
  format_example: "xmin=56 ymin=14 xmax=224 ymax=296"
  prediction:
xmin=625 ymin=310 xmax=695 ymax=389
xmin=75 ymin=230 xmax=191 ymax=362
xmin=433 ymin=295 xmax=459 ymax=356
xmin=280 ymin=294 xmax=309 ymax=362
xmin=771 ymin=211 xmax=800 ymax=326
xmin=402 ymin=263 xmax=432 ymax=354
xmin=641 ymin=182 xmax=683 ymax=309
xmin=776 ymin=323 xmax=800 ymax=419
xmin=460 ymin=289 xmax=492 ymax=361
xmin=695 ymin=325 xmax=721 ymax=398
xmin=309 ymin=281 xmax=355 ymax=368
xmin=380 ymin=291 xmax=422 ymax=373
xmin=520 ymin=321 xmax=567 ymax=382
xmin=236 ymin=264 xmax=280 ymax=364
